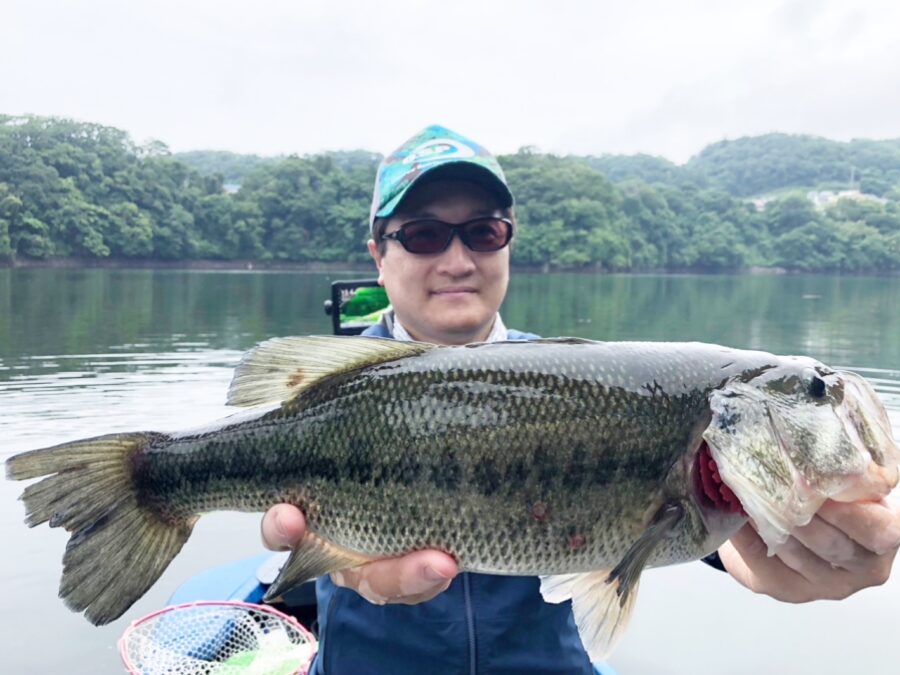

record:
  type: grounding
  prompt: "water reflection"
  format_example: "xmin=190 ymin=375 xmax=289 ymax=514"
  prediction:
xmin=505 ymin=272 xmax=900 ymax=369
xmin=1 ymin=269 xmax=898 ymax=675
xmin=0 ymin=350 xmax=241 ymax=449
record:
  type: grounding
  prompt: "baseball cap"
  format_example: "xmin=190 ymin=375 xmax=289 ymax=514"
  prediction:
xmin=369 ymin=125 xmax=514 ymax=235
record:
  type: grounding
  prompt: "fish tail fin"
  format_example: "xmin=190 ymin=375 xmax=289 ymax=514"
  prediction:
xmin=6 ymin=432 xmax=195 ymax=625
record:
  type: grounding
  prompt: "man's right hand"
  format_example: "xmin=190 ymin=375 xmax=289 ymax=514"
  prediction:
xmin=261 ymin=504 xmax=459 ymax=605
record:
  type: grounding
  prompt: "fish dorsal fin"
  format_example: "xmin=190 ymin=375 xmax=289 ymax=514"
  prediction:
xmin=263 ymin=530 xmax=375 ymax=601
xmin=227 ymin=335 xmax=433 ymax=407
xmin=540 ymin=502 xmax=684 ymax=661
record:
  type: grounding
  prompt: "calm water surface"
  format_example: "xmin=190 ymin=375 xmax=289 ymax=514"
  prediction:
xmin=1 ymin=269 xmax=898 ymax=675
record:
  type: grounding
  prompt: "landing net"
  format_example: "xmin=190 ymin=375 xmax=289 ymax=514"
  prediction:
xmin=118 ymin=601 xmax=317 ymax=675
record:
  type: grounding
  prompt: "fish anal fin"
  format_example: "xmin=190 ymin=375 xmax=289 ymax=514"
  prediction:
xmin=540 ymin=502 xmax=685 ymax=661
xmin=263 ymin=530 xmax=375 ymax=601
xmin=227 ymin=336 xmax=433 ymax=407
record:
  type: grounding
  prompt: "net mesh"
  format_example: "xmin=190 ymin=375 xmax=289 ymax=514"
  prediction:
xmin=119 ymin=601 xmax=317 ymax=675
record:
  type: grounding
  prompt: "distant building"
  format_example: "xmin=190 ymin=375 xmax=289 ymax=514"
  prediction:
xmin=806 ymin=189 xmax=887 ymax=210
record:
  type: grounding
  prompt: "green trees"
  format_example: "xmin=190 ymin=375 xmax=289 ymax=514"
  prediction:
xmin=1 ymin=114 xmax=898 ymax=272
xmin=0 ymin=116 xmax=225 ymax=261
xmin=502 ymin=153 xmax=630 ymax=269
xmin=765 ymin=194 xmax=820 ymax=236
xmin=768 ymin=203 xmax=900 ymax=272
xmin=685 ymin=133 xmax=900 ymax=198
xmin=235 ymin=155 xmax=375 ymax=262
xmin=172 ymin=150 xmax=275 ymax=185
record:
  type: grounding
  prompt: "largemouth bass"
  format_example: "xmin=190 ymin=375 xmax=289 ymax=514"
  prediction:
xmin=6 ymin=337 xmax=899 ymax=659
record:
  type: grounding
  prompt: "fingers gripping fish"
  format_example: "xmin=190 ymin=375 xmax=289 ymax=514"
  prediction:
xmin=6 ymin=337 xmax=899 ymax=660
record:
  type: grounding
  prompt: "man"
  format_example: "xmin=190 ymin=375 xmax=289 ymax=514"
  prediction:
xmin=262 ymin=125 xmax=900 ymax=673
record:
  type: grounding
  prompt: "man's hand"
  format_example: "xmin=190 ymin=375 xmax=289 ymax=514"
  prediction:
xmin=261 ymin=504 xmax=458 ymax=605
xmin=719 ymin=498 xmax=900 ymax=602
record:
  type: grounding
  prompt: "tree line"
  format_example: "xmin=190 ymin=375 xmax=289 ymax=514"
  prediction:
xmin=1 ymin=115 xmax=899 ymax=272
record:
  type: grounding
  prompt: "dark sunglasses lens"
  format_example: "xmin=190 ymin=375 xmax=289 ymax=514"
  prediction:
xmin=400 ymin=221 xmax=454 ymax=254
xmin=461 ymin=219 xmax=511 ymax=252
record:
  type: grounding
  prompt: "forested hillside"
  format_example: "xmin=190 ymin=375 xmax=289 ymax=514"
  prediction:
xmin=2 ymin=115 xmax=899 ymax=271
xmin=173 ymin=150 xmax=277 ymax=185
xmin=686 ymin=134 xmax=900 ymax=198
xmin=174 ymin=149 xmax=381 ymax=185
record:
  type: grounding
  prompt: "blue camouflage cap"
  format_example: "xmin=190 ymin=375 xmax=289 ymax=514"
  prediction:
xmin=369 ymin=125 xmax=514 ymax=235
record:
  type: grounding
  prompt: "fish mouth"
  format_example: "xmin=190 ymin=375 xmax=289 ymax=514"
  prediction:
xmin=700 ymin=371 xmax=899 ymax=554
xmin=832 ymin=371 xmax=900 ymax=498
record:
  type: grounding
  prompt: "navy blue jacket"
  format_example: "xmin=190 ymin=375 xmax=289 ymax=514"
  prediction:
xmin=310 ymin=322 xmax=595 ymax=674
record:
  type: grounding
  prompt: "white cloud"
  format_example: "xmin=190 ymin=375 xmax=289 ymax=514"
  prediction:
xmin=2 ymin=0 xmax=899 ymax=161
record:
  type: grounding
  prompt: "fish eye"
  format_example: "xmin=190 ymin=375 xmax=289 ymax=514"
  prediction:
xmin=808 ymin=375 xmax=827 ymax=399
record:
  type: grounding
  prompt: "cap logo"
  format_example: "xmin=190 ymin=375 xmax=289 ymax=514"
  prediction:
xmin=402 ymin=138 xmax=476 ymax=165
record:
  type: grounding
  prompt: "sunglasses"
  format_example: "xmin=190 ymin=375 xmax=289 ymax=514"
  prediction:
xmin=381 ymin=217 xmax=514 ymax=255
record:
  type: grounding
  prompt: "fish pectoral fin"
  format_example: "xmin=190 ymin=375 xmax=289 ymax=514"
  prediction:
xmin=263 ymin=530 xmax=375 ymax=601
xmin=227 ymin=335 xmax=433 ymax=407
xmin=540 ymin=568 xmax=639 ymax=662
xmin=540 ymin=502 xmax=685 ymax=661
xmin=538 ymin=572 xmax=596 ymax=604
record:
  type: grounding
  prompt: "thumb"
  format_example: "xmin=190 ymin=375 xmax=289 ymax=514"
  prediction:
xmin=261 ymin=504 xmax=306 ymax=551
xmin=333 ymin=550 xmax=458 ymax=605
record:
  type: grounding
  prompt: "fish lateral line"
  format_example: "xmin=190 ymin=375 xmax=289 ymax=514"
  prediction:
xmin=4 ymin=335 xmax=898 ymax=652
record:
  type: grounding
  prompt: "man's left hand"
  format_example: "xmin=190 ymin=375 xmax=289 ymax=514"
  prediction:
xmin=719 ymin=497 xmax=900 ymax=602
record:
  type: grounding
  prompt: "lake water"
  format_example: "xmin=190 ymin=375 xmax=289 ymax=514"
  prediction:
xmin=1 ymin=268 xmax=898 ymax=675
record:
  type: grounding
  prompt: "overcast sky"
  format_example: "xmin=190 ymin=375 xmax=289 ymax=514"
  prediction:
xmin=3 ymin=0 xmax=899 ymax=163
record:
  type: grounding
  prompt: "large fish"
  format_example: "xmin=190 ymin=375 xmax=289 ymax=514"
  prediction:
xmin=6 ymin=337 xmax=899 ymax=659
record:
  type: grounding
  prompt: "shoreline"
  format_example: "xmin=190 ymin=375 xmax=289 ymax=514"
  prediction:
xmin=0 ymin=257 xmax=375 ymax=273
xmin=0 ymin=256 xmax=781 ymax=275
xmin=1 ymin=256 xmax=897 ymax=276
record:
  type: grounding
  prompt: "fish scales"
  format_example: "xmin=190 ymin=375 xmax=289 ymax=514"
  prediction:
xmin=134 ymin=341 xmax=754 ymax=573
xmin=8 ymin=335 xmax=898 ymax=652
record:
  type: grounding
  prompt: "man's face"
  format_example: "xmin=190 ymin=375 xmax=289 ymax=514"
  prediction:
xmin=367 ymin=178 xmax=511 ymax=345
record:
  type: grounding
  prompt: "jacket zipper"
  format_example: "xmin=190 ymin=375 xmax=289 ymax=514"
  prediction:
xmin=463 ymin=572 xmax=476 ymax=675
